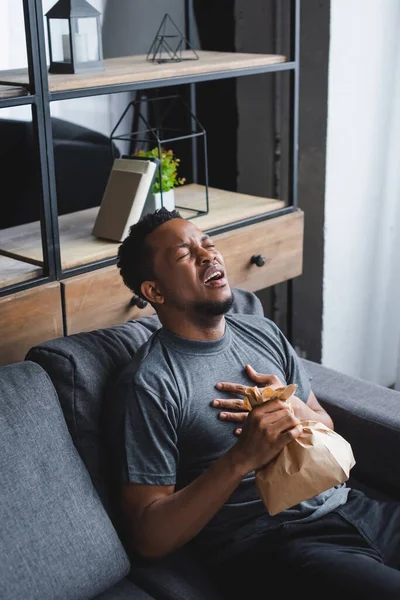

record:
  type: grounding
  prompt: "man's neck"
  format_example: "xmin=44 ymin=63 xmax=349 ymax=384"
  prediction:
xmin=159 ymin=312 xmax=226 ymax=341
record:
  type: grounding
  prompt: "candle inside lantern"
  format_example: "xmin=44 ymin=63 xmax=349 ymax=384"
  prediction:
xmin=62 ymin=32 xmax=89 ymax=62
xmin=62 ymin=34 xmax=71 ymax=61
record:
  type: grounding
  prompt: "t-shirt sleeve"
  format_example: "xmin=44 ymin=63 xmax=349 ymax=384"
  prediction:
xmin=274 ymin=325 xmax=312 ymax=403
xmin=114 ymin=380 xmax=179 ymax=486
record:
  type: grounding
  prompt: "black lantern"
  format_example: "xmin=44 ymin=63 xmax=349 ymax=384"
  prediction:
xmin=45 ymin=0 xmax=104 ymax=74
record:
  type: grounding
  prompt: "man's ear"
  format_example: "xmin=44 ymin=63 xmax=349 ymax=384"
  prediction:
xmin=141 ymin=280 xmax=164 ymax=305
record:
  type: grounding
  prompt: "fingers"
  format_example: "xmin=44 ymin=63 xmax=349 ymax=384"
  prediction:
xmin=245 ymin=364 xmax=282 ymax=387
xmin=219 ymin=411 xmax=248 ymax=423
xmin=252 ymin=399 xmax=293 ymax=416
xmin=281 ymin=423 xmax=303 ymax=443
xmin=215 ymin=381 xmax=249 ymax=395
xmin=215 ymin=367 xmax=283 ymax=395
xmin=212 ymin=398 xmax=250 ymax=411
xmin=249 ymin=405 xmax=301 ymax=438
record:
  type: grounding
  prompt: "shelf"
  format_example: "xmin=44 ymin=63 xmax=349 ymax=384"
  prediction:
xmin=0 ymin=184 xmax=285 ymax=271
xmin=0 ymin=255 xmax=42 ymax=289
xmin=0 ymin=84 xmax=29 ymax=99
xmin=175 ymin=184 xmax=285 ymax=229
xmin=0 ymin=84 xmax=31 ymax=108
xmin=0 ymin=51 xmax=288 ymax=99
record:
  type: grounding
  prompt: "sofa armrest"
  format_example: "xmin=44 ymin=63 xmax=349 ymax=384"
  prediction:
xmin=302 ymin=359 xmax=400 ymax=500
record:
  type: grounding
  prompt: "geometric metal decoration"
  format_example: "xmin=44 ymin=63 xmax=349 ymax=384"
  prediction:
xmin=110 ymin=94 xmax=209 ymax=219
xmin=147 ymin=13 xmax=199 ymax=64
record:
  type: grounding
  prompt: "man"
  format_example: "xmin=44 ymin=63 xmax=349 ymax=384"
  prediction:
xmin=110 ymin=207 xmax=400 ymax=597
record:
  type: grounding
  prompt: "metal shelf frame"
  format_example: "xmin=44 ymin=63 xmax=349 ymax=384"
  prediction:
xmin=1 ymin=0 xmax=301 ymax=309
xmin=0 ymin=95 xmax=34 ymax=109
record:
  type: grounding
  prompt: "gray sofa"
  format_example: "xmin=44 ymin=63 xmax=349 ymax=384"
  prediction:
xmin=1 ymin=288 xmax=400 ymax=599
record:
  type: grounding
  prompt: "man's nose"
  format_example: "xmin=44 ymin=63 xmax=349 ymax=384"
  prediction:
xmin=197 ymin=247 xmax=217 ymax=264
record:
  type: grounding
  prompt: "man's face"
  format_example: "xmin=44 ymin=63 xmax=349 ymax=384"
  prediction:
xmin=144 ymin=218 xmax=233 ymax=316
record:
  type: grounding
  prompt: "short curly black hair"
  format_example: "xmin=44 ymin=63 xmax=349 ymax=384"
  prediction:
xmin=117 ymin=207 xmax=183 ymax=302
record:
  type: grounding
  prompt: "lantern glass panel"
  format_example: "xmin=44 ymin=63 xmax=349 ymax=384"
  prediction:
xmin=72 ymin=17 xmax=100 ymax=63
xmin=49 ymin=18 xmax=71 ymax=64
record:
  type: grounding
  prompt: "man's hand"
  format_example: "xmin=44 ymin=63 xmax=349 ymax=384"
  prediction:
xmin=212 ymin=363 xmax=334 ymax=432
xmin=230 ymin=396 xmax=303 ymax=473
xmin=212 ymin=364 xmax=303 ymax=473
xmin=212 ymin=364 xmax=283 ymax=435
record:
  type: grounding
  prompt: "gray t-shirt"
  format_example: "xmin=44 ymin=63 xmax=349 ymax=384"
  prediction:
xmin=110 ymin=313 xmax=350 ymax=563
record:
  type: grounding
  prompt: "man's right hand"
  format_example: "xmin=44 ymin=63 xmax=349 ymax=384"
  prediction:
xmin=229 ymin=397 xmax=303 ymax=474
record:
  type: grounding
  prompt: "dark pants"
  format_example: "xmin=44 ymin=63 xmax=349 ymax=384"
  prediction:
xmin=219 ymin=489 xmax=400 ymax=599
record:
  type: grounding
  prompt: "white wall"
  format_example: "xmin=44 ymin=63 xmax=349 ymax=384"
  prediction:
xmin=323 ymin=0 xmax=400 ymax=387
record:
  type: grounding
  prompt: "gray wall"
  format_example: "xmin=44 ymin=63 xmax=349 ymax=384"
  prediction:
xmin=102 ymin=0 xmax=189 ymax=57
xmin=292 ymin=0 xmax=329 ymax=361
xmin=235 ymin=0 xmax=330 ymax=357
xmin=235 ymin=0 xmax=277 ymax=198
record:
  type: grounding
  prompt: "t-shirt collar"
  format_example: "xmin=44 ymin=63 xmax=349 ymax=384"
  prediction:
xmin=158 ymin=320 xmax=231 ymax=355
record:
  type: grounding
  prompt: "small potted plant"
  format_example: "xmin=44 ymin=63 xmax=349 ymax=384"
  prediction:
xmin=135 ymin=147 xmax=185 ymax=211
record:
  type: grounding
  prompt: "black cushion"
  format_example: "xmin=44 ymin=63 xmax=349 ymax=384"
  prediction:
xmin=0 ymin=117 xmax=119 ymax=228
xmin=27 ymin=314 xmax=161 ymax=514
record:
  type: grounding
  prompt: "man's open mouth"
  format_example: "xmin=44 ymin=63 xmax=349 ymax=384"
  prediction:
xmin=203 ymin=265 xmax=226 ymax=287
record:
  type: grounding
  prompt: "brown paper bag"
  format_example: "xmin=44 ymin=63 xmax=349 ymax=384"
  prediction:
xmin=243 ymin=385 xmax=356 ymax=516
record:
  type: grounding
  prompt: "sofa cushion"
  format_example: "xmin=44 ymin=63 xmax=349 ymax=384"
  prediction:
xmin=26 ymin=314 xmax=161 ymax=516
xmin=0 ymin=361 xmax=130 ymax=600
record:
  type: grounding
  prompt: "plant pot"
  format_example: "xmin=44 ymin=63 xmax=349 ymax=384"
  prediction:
xmin=152 ymin=188 xmax=175 ymax=211
xmin=141 ymin=188 xmax=176 ymax=218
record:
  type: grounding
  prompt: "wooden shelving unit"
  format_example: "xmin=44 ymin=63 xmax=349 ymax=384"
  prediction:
xmin=0 ymin=184 xmax=284 ymax=274
xmin=0 ymin=0 xmax=301 ymax=348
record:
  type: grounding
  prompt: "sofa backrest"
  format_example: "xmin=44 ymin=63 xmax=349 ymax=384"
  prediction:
xmin=0 ymin=361 xmax=130 ymax=600
xmin=25 ymin=287 xmax=264 ymax=521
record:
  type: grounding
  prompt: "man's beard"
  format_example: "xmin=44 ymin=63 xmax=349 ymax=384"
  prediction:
xmin=192 ymin=293 xmax=234 ymax=317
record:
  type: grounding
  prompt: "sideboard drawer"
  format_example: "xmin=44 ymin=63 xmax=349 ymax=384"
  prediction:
xmin=212 ymin=209 xmax=304 ymax=292
xmin=62 ymin=266 xmax=155 ymax=335
xmin=0 ymin=282 xmax=63 ymax=366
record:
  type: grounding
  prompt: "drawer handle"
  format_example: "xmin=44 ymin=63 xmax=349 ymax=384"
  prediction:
xmin=250 ymin=254 xmax=266 ymax=267
xmin=130 ymin=294 xmax=148 ymax=309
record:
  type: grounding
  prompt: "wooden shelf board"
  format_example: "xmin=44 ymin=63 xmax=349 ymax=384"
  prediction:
xmin=0 ymin=255 xmax=42 ymax=288
xmin=0 ymin=51 xmax=286 ymax=94
xmin=175 ymin=184 xmax=285 ymax=229
xmin=0 ymin=223 xmax=44 ymax=265
xmin=0 ymin=184 xmax=285 ymax=271
xmin=0 ymin=84 xmax=29 ymax=99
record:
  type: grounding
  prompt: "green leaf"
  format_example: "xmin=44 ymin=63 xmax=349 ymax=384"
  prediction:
xmin=133 ymin=146 xmax=185 ymax=192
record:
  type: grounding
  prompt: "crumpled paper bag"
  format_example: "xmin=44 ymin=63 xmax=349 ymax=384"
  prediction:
xmin=243 ymin=384 xmax=356 ymax=515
